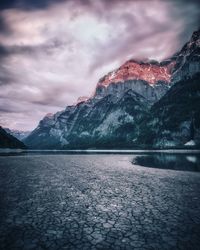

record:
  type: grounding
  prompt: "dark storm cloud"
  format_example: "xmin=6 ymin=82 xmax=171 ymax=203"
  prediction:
xmin=0 ymin=104 xmax=21 ymax=113
xmin=0 ymin=0 xmax=199 ymax=130
xmin=168 ymin=0 xmax=200 ymax=35
xmin=89 ymin=13 xmax=174 ymax=71
xmin=0 ymin=39 xmax=67 ymax=59
xmin=0 ymin=44 xmax=9 ymax=57
xmin=0 ymin=15 xmax=11 ymax=34
xmin=1 ymin=0 xmax=200 ymax=11
xmin=0 ymin=72 xmax=14 ymax=86
xmin=0 ymin=0 xmax=67 ymax=10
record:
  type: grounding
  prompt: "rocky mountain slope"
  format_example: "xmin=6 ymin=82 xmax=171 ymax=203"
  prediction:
xmin=24 ymin=90 xmax=150 ymax=149
xmin=0 ymin=127 xmax=26 ymax=149
xmin=136 ymin=73 xmax=200 ymax=148
xmin=4 ymin=128 xmax=30 ymax=141
xmin=25 ymin=29 xmax=200 ymax=149
xmin=171 ymin=29 xmax=200 ymax=82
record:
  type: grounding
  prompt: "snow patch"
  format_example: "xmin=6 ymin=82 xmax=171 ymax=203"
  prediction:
xmin=186 ymin=156 xmax=197 ymax=163
xmin=184 ymin=140 xmax=196 ymax=146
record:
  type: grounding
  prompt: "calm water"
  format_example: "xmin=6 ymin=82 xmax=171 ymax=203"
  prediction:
xmin=1 ymin=149 xmax=200 ymax=172
xmin=133 ymin=153 xmax=200 ymax=172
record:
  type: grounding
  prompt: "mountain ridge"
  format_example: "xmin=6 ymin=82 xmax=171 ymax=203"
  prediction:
xmin=24 ymin=29 xmax=200 ymax=149
xmin=136 ymin=73 xmax=200 ymax=148
xmin=0 ymin=126 xmax=26 ymax=149
xmin=4 ymin=128 xmax=30 ymax=141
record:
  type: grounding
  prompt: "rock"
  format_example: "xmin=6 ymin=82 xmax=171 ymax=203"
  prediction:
xmin=24 ymin=29 xmax=200 ymax=149
xmin=0 ymin=126 xmax=27 ymax=149
xmin=136 ymin=73 xmax=200 ymax=148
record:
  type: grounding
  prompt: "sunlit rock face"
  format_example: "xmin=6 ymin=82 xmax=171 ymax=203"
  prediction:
xmin=98 ymin=60 xmax=175 ymax=87
xmin=95 ymin=29 xmax=200 ymax=90
xmin=94 ymin=29 xmax=200 ymax=100
xmin=94 ymin=60 xmax=175 ymax=103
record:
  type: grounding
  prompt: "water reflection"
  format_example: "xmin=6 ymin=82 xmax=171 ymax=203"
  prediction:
xmin=133 ymin=153 xmax=200 ymax=172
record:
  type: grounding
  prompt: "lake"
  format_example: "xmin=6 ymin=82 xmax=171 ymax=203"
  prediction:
xmin=0 ymin=152 xmax=200 ymax=249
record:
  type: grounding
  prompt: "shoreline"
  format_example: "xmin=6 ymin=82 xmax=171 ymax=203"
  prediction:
xmin=1 ymin=148 xmax=200 ymax=154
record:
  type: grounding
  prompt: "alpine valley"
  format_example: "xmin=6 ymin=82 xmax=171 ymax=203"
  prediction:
xmin=0 ymin=127 xmax=26 ymax=149
xmin=24 ymin=29 xmax=200 ymax=149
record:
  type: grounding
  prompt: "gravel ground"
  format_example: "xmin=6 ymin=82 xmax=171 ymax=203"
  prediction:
xmin=0 ymin=154 xmax=200 ymax=250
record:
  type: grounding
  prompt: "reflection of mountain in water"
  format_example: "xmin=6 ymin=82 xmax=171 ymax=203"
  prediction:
xmin=133 ymin=154 xmax=200 ymax=172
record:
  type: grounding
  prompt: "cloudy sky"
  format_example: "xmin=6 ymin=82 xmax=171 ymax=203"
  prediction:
xmin=0 ymin=0 xmax=199 ymax=130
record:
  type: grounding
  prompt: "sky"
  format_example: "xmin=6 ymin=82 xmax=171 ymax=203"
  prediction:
xmin=0 ymin=0 xmax=199 ymax=131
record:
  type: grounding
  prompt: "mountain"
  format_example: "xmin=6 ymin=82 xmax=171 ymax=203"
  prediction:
xmin=4 ymin=128 xmax=30 ymax=141
xmin=25 ymin=29 xmax=200 ymax=149
xmin=170 ymin=29 xmax=200 ymax=82
xmin=136 ymin=73 xmax=200 ymax=148
xmin=94 ymin=60 xmax=174 ymax=104
xmin=24 ymin=90 xmax=149 ymax=149
xmin=0 ymin=126 xmax=26 ymax=149
xmin=66 ymin=90 xmax=150 ymax=149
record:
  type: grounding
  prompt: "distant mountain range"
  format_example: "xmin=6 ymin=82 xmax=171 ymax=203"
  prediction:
xmin=4 ymin=128 xmax=30 ymax=141
xmin=20 ymin=29 xmax=200 ymax=149
xmin=0 ymin=127 xmax=26 ymax=149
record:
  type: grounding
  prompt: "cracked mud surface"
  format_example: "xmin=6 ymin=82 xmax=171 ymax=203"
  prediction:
xmin=0 ymin=154 xmax=200 ymax=250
